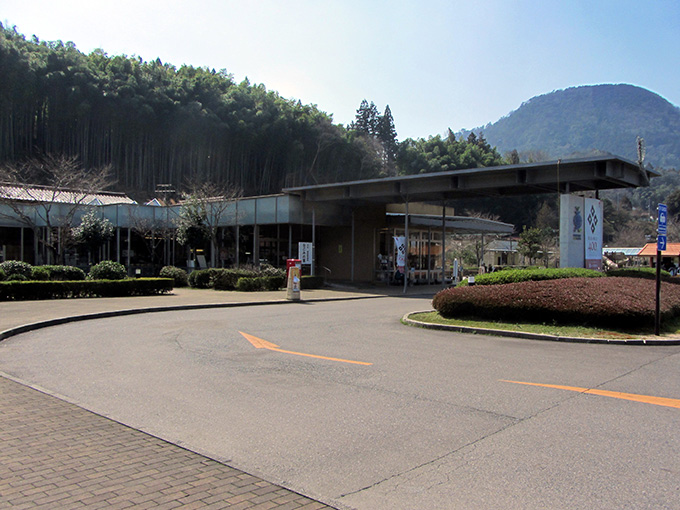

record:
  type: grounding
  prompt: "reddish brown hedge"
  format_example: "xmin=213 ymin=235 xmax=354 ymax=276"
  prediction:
xmin=432 ymin=277 xmax=680 ymax=329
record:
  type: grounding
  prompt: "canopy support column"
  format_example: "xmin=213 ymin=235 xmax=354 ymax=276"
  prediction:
xmin=404 ymin=198 xmax=409 ymax=294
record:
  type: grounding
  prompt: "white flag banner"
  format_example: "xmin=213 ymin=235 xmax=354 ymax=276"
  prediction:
xmin=393 ymin=236 xmax=406 ymax=269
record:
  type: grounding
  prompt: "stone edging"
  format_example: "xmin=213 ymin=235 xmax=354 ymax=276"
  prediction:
xmin=402 ymin=310 xmax=680 ymax=346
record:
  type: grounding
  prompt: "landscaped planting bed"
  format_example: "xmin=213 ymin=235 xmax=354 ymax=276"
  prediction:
xmin=433 ymin=277 xmax=680 ymax=329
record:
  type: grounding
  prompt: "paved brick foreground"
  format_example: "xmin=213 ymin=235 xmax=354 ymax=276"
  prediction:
xmin=0 ymin=376 xmax=334 ymax=509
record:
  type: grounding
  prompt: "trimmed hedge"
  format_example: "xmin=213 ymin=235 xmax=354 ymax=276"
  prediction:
xmin=607 ymin=267 xmax=676 ymax=282
xmin=188 ymin=267 xmax=282 ymax=291
xmin=433 ymin=277 xmax=680 ymax=329
xmin=0 ymin=278 xmax=173 ymax=301
xmin=457 ymin=267 xmax=603 ymax=286
xmin=236 ymin=275 xmax=286 ymax=292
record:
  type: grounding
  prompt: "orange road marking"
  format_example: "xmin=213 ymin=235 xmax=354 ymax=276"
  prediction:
xmin=239 ymin=331 xmax=372 ymax=366
xmin=501 ymin=380 xmax=680 ymax=410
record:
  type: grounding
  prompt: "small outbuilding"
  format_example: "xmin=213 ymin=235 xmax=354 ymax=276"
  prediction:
xmin=637 ymin=243 xmax=680 ymax=273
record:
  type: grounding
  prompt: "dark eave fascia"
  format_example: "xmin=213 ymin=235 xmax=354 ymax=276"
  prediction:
xmin=283 ymin=156 xmax=657 ymax=204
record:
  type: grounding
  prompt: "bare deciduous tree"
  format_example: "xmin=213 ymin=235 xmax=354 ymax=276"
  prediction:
xmin=127 ymin=204 xmax=175 ymax=268
xmin=177 ymin=181 xmax=243 ymax=267
xmin=0 ymin=154 xmax=114 ymax=264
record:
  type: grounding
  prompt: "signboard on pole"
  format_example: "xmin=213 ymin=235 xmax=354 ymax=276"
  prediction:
xmin=655 ymin=203 xmax=667 ymax=336
xmin=658 ymin=234 xmax=667 ymax=251
xmin=658 ymin=203 xmax=668 ymax=235
xmin=299 ymin=242 xmax=313 ymax=265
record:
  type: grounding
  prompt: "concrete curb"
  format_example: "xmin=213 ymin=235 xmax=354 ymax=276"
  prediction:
xmin=402 ymin=310 xmax=680 ymax=346
xmin=0 ymin=294 xmax=385 ymax=342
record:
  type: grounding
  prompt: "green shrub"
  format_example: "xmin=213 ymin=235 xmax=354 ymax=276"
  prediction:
xmin=88 ymin=260 xmax=127 ymax=280
xmin=212 ymin=268 xmax=258 ymax=290
xmin=0 ymin=268 xmax=5 ymax=281
xmin=188 ymin=269 xmax=213 ymax=288
xmin=0 ymin=260 xmax=33 ymax=279
xmin=265 ymin=275 xmax=286 ymax=290
xmin=260 ymin=263 xmax=285 ymax=278
xmin=30 ymin=267 xmax=51 ymax=281
xmin=159 ymin=266 xmax=189 ymax=287
xmin=236 ymin=276 xmax=263 ymax=292
xmin=41 ymin=265 xmax=87 ymax=281
xmin=457 ymin=267 xmax=603 ymax=286
xmin=6 ymin=273 xmax=27 ymax=281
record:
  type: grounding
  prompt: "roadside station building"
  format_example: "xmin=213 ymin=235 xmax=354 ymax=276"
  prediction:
xmin=0 ymin=155 xmax=655 ymax=283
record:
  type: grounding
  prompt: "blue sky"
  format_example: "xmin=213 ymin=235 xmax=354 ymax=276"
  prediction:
xmin=2 ymin=0 xmax=678 ymax=140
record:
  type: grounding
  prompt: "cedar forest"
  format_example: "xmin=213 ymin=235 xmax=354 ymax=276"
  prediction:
xmin=0 ymin=24 xmax=502 ymax=198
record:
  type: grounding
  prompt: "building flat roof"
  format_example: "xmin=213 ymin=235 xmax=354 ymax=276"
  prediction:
xmin=284 ymin=156 xmax=655 ymax=205
xmin=604 ymin=247 xmax=643 ymax=256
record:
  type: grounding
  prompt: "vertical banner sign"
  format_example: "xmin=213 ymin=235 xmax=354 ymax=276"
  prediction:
xmin=299 ymin=242 xmax=313 ymax=265
xmin=559 ymin=195 xmax=585 ymax=268
xmin=393 ymin=236 xmax=406 ymax=273
xmin=584 ymin=198 xmax=603 ymax=270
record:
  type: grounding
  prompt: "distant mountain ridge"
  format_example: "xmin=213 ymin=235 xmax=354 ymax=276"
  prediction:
xmin=463 ymin=84 xmax=680 ymax=169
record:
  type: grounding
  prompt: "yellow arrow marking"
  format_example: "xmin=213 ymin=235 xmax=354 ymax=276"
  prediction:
xmin=501 ymin=380 xmax=680 ymax=410
xmin=239 ymin=331 xmax=372 ymax=366
xmin=240 ymin=331 xmax=281 ymax=350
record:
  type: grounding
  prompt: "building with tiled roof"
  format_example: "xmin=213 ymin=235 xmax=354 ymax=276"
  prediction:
xmin=0 ymin=184 xmax=136 ymax=205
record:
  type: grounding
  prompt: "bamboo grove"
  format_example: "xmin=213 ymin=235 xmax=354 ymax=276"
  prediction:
xmin=0 ymin=24 xmax=505 ymax=197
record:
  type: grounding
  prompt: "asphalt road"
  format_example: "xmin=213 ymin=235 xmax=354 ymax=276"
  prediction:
xmin=1 ymin=296 xmax=679 ymax=509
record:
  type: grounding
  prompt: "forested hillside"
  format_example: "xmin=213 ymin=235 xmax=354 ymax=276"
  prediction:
xmin=466 ymin=84 xmax=680 ymax=170
xmin=0 ymin=25 xmax=503 ymax=197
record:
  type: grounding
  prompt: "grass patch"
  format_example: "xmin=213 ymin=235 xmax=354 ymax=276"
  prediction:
xmin=408 ymin=311 xmax=680 ymax=340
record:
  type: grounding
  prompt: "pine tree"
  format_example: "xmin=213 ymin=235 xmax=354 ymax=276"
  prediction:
xmin=378 ymin=105 xmax=398 ymax=175
xmin=354 ymin=99 xmax=381 ymax=136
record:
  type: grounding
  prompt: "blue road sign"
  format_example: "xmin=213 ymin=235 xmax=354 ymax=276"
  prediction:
xmin=658 ymin=234 xmax=667 ymax=251
xmin=658 ymin=203 xmax=668 ymax=235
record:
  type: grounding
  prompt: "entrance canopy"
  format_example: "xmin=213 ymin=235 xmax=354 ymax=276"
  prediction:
xmin=386 ymin=213 xmax=514 ymax=234
xmin=284 ymin=156 xmax=655 ymax=205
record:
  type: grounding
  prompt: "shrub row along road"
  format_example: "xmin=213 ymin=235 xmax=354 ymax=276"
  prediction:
xmin=1 ymin=296 xmax=679 ymax=509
